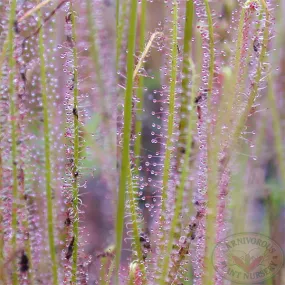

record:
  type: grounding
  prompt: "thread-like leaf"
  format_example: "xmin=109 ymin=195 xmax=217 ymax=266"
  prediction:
xmin=115 ymin=0 xmax=138 ymax=282
xmin=7 ymin=0 xmax=19 ymax=283
xmin=38 ymin=7 xmax=59 ymax=285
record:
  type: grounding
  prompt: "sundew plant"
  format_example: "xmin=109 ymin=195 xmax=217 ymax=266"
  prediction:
xmin=0 ymin=0 xmax=285 ymax=284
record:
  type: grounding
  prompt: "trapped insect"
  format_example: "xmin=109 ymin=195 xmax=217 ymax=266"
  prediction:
xmin=195 ymin=88 xmax=208 ymax=104
xmin=140 ymin=232 xmax=151 ymax=260
xmin=65 ymin=210 xmax=72 ymax=226
xmin=96 ymin=245 xmax=115 ymax=259
xmin=253 ymin=37 xmax=260 ymax=53
xmin=195 ymin=89 xmax=208 ymax=121
xmin=19 ymin=251 xmax=29 ymax=273
xmin=73 ymin=107 xmax=78 ymax=118
xmin=177 ymin=44 xmax=180 ymax=54
xmin=13 ymin=20 xmax=20 ymax=34
xmin=66 ymin=236 xmax=75 ymax=260
xmin=96 ymin=250 xmax=114 ymax=258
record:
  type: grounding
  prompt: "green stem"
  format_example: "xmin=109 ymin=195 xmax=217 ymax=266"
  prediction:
xmin=38 ymin=9 xmax=59 ymax=285
xmin=203 ymin=3 xmax=270 ymax=283
xmin=127 ymin=167 xmax=146 ymax=282
xmin=115 ymin=0 xmax=138 ymax=282
xmin=219 ymin=2 xmax=270 ymax=196
xmin=267 ymin=0 xmax=285 ymax=187
xmin=99 ymin=257 xmax=108 ymax=285
xmin=232 ymin=5 xmax=270 ymax=150
xmin=202 ymin=126 xmax=219 ymax=285
xmin=70 ymin=4 xmax=80 ymax=284
xmin=106 ymin=257 xmax=115 ymax=285
xmin=134 ymin=0 xmax=146 ymax=170
xmin=161 ymin=60 xmax=197 ymax=285
xmin=201 ymin=3 xmax=217 ymax=283
xmin=161 ymin=0 xmax=178 ymax=213
xmin=267 ymin=76 xmax=285 ymax=183
xmin=178 ymin=0 xmax=194 ymax=160
xmin=204 ymin=0 xmax=214 ymax=95
xmin=224 ymin=7 xmax=246 ymax=122
xmin=161 ymin=3 xmax=195 ymax=281
xmin=157 ymin=2 xmax=178 ymax=281
xmin=203 ymin=11 xmax=256 ymax=271
xmin=203 ymin=133 xmax=221 ymax=284
xmin=219 ymin=6 xmax=260 ymax=145
xmin=7 ymin=0 xmax=19 ymax=283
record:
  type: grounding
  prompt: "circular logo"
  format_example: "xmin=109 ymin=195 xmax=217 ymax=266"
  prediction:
xmin=212 ymin=233 xmax=284 ymax=284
